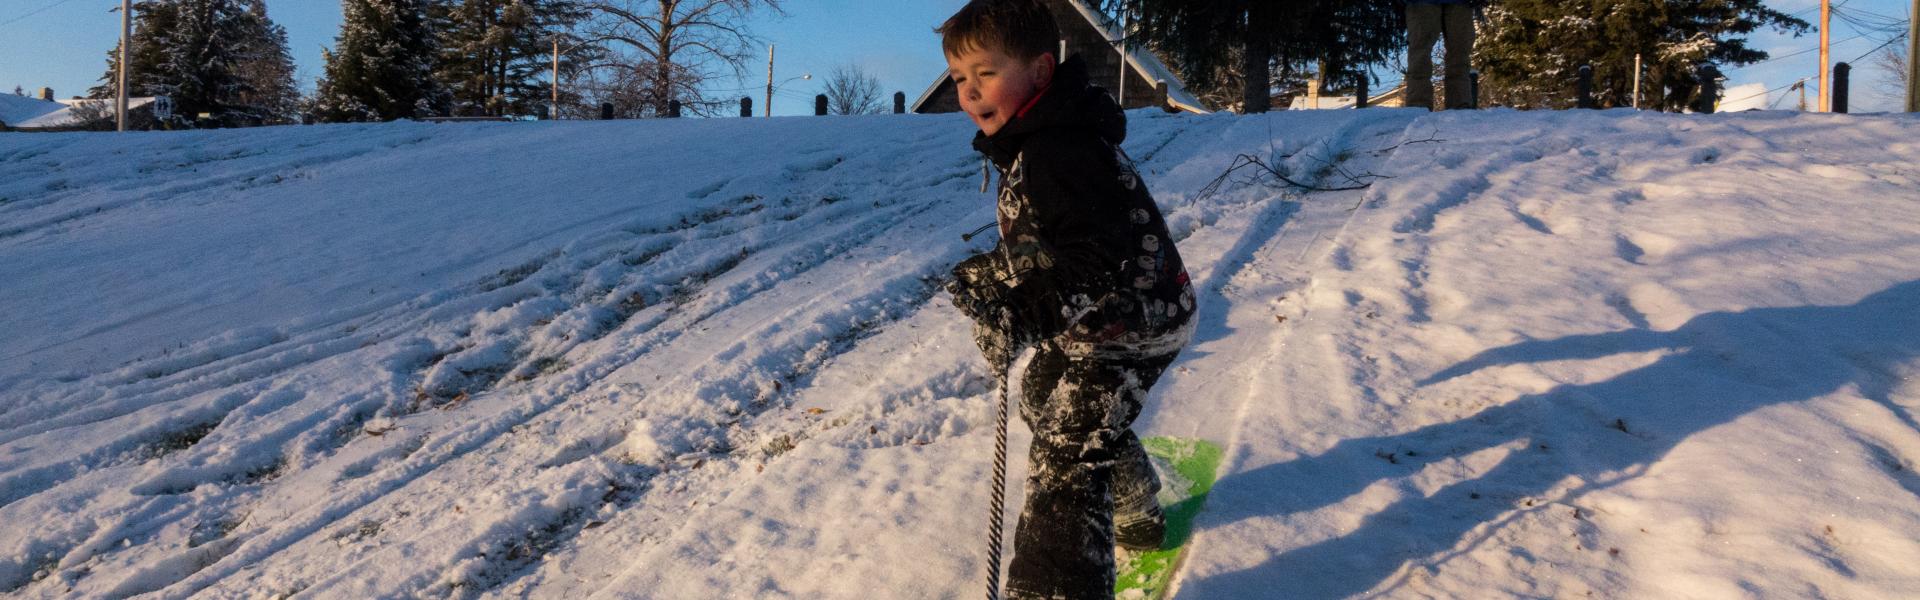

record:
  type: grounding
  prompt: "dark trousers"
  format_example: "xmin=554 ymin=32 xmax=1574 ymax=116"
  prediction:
xmin=1406 ymin=3 xmax=1477 ymax=110
xmin=1004 ymin=342 xmax=1178 ymax=600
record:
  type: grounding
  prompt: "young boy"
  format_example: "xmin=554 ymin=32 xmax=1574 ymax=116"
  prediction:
xmin=939 ymin=1 xmax=1196 ymax=597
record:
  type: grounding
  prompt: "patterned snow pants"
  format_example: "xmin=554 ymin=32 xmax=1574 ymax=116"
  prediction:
xmin=1004 ymin=341 xmax=1179 ymax=600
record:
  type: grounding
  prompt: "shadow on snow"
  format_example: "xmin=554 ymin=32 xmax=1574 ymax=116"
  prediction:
xmin=1186 ymin=279 xmax=1920 ymax=598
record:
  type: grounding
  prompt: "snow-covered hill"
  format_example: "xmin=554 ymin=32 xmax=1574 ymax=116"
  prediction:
xmin=2 ymin=108 xmax=1918 ymax=599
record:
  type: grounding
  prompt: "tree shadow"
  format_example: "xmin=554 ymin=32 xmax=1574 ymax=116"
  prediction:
xmin=1181 ymin=279 xmax=1920 ymax=598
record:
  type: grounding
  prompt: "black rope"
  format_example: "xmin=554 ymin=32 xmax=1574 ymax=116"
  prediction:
xmin=983 ymin=358 xmax=1012 ymax=600
xmin=961 ymin=221 xmax=997 ymax=242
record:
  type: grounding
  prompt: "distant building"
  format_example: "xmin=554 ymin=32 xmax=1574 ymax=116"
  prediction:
xmin=1288 ymin=84 xmax=1410 ymax=110
xmin=1 ymin=93 xmax=158 ymax=131
xmin=912 ymin=0 xmax=1209 ymax=115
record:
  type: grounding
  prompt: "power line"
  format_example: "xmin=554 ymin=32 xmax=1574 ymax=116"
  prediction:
xmin=0 ymin=0 xmax=84 ymax=29
xmin=1846 ymin=31 xmax=1909 ymax=64
xmin=1833 ymin=5 xmax=1908 ymax=34
xmin=1726 ymin=76 xmax=1810 ymax=107
xmin=1727 ymin=30 xmax=1876 ymax=71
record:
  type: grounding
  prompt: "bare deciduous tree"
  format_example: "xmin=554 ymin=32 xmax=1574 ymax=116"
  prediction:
xmin=582 ymin=0 xmax=781 ymax=117
xmin=822 ymin=64 xmax=884 ymax=115
xmin=1873 ymin=44 xmax=1909 ymax=105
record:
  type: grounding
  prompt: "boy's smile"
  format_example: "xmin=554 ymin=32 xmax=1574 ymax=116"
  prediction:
xmin=946 ymin=46 xmax=1055 ymax=137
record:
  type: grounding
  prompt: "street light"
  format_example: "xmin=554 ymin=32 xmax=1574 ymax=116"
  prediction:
xmin=764 ymin=44 xmax=812 ymax=117
xmin=768 ymin=74 xmax=812 ymax=116
xmin=551 ymin=35 xmax=610 ymax=120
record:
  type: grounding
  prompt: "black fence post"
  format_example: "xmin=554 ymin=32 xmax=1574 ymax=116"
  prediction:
xmin=1356 ymin=76 xmax=1369 ymax=109
xmin=1692 ymin=65 xmax=1722 ymax=114
xmin=1833 ymin=62 xmax=1851 ymax=114
xmin=894 ymin=91 xmax=906 ymax=114
xmin=601 ymin=102 xmax=614 ymax=120
xmin=1470 ymin=71 xmax=1481 ymax=109
xmin=741 ymin=97 xmax=753 ymax=117
xmin=815 ymin=94 xmax=828 ymax=116
xmin=669 ymin=99 xmax=681 ymax=118
xmin=1576 ymin=65 xmax=1595 ymax=109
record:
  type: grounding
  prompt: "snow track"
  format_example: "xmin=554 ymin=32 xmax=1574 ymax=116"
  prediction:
xmin=5 ymin=109 xmax=1920 ymax=599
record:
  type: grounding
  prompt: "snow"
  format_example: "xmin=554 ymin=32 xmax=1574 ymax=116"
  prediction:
xmin=0 ymin=95 xmax=156 ymax=130
xmin=2 ymin=106 xmax=1919 ymax=599
xmin=0 ymin=94 xmax=66 ymax=128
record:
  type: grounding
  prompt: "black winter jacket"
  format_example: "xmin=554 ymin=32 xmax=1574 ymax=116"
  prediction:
xmin=971 ymin=56 xmax=1195 ymax=356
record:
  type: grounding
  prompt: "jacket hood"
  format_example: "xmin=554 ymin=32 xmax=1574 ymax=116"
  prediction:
xmin=973 ymin=55 xmax=1127 ymax=167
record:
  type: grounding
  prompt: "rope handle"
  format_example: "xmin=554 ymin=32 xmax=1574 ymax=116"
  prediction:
xmin=983 ymin=360 xmax=1013 ymax=600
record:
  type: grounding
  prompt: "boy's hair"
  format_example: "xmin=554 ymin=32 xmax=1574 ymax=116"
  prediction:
xmin=935 ymin=0 xmax=1060 ymax=61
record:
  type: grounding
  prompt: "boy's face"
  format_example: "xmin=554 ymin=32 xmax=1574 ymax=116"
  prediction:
xmin=946 ymin=45 xmax=1054 ymax=137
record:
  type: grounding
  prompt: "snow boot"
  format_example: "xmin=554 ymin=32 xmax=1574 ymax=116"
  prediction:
xmin=1113 ymin=499 xmax=1165 ymax=550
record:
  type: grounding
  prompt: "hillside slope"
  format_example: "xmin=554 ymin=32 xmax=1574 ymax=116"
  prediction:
xmin=2 ymin=108 xmax=1918 ymax=599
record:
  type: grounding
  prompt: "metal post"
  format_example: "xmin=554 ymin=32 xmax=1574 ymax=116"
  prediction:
xmin=1908 ymin=0 xmax=1919 ymax=112
xmin=118 ymin=0 xmax=130 ymax=132
xmin=1632 ymin=53 xmax=1642 ymax=109
xmin=1833 ymin=62 xmax=1850 ymax=114
xmin=766 ymin=45 xmax=775 ymax=117
xmin=1819 ymin=0 xmax=1831 ymax=111
xmin=601 ymin=102 xmax=613 ymax=120
xmin=894 ymin=91 xmax=906 ymax=114
xmin=815 ymin=94 xmax=828 ymax=116
xmin=1356 ymin=76 xmax=1369 ymax=109
xmin=669 ymin=99 xmax=681 ymax=118
xmin=741 ymin=97 xmax=752 ymax=117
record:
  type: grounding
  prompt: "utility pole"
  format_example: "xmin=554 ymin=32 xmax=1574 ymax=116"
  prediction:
xmin=1907 ymin=0 xmax=1918 ymax=112
xmin=552 ymin=38 xmax=560 ymax=120
xmin=1632 ymin=53 xmax=1642 ymax=109
xmin=766 ymin=45 xmax=775 ymax=117
xmin=1116 ymin=7 xmax=1127 ymax=106
xmin=117 ymin=0 xmax=130 ymax=132
xmin=1819 ymin=0 xmax=1831 ymax=112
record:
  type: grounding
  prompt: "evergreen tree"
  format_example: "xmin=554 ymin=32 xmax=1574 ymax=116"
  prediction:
xmin=89 ymin=1 xmax=181 ymax=102
xmin=231 ymin=0 xmax=300 ymax=124
xmin=152 ymin=0 xmax=275 ymax=127
xmin=1104 ymin=0 xmax=1402 ymax=113
xmin=1266 ymin=1 xmax=1402 ymax=106
xmin=1477 ymin=0 xmax=1808 ymax=110
xmin=89 ymin=0 xmax=295 ymax=127
xmin=314 ymin=0 xmax=451 ymax=122
xmin=432 ymin=0 xmax=592 ymax=117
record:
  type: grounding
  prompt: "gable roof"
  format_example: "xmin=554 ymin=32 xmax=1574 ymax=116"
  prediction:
xmin=0 ymin=94 xmax=68 ymax=128
xmin=1 ymin=96 xmax=156 ymax=130
xmin=913 ymin=0 xmax=1209 ymax=115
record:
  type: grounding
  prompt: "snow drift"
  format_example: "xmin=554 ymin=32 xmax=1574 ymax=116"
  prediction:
xmin=2 ymin=107 xmax=1918 ymax=599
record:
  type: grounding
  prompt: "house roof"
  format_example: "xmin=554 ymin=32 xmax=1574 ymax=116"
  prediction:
xmin=0 ymin=94 xmax=67 ymax=128
xmin=1 ymin=96 xmax=156 ymax=130
xmin=912 ymin=0 xmax=1209 ymax=115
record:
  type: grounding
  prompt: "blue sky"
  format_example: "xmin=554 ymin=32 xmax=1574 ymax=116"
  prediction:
xmin=0 ymin=0 xmax=1909 ymax=114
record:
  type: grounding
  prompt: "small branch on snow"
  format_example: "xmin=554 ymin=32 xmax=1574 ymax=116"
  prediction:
xmin=1188 ymin=132 xmax=1444 ymax=206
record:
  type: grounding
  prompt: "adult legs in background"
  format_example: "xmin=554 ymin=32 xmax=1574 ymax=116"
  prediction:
xmin=1441 ymin=4 xmax=1478 ymax=110
xmin=1405 ymin=3 xmax=1442 ymax=111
